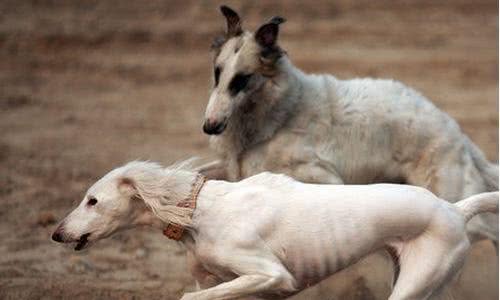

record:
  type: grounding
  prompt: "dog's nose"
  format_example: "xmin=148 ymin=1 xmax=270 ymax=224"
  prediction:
xmin=51 ymin=231 xmax=64 ymax=243
xmin=203 ymin=120 xmax=227 ymax=135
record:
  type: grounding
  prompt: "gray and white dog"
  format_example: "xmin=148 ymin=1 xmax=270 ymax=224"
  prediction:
xmin=201 ymin=6 xmax=498 ymax=244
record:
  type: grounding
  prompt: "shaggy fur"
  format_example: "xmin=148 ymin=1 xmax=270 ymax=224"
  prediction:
xmin=119 ymin=161 xmax=198 ymax=227
xmin=202 ymin=6 xmax=499 ymax=244
xmin=52 ymin=161 xmax=499 ymax=300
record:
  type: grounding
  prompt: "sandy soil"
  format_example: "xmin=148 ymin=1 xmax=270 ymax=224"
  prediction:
xmin=0 ymin=1 xmax=498 ymax=299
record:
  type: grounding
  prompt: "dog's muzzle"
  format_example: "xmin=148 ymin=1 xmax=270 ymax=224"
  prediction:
xmin=52 ymin=227 xmax=91 ymax=251
xmin=203 ymin=119 xmax=227 ymax=135
xmin=51 ymin=224 xmax=66 ymax=243
xmin=51 ymin=230 xmax=64 ymax=243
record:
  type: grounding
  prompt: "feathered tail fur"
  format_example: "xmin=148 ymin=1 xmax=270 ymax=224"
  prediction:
xmin=455 ymin=192 xmax=499 ymax=222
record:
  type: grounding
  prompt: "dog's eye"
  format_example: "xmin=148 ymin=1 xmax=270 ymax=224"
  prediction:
xmin=87 ymin=197 xmax=98 ymax=206
xmin=214 ymin=67 xmax=221 ymax=86
xmin=229 ymin=73 xmax=252 ymax=95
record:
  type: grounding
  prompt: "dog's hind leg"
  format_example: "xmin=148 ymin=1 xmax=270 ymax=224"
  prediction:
xmin=388 ymin=235 xmax=469 ymax=300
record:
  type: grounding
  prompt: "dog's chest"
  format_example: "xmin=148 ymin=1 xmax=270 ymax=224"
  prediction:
xmin=236 ymin=130 xmax=321 ymax=180
xmin=192 ymin=243 xmax=241 ymax=282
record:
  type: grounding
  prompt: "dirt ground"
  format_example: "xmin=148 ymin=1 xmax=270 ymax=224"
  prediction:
xmin=0 ymin=1 xmax=498 ymax=299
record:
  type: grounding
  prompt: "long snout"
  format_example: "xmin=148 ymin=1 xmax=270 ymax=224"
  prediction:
xmin=203 ymin=91 xmax=232 ymax=135
xmin=51 ymin=220 xmax=93 ymax=251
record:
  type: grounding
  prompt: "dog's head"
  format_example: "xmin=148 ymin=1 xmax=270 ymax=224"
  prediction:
xmin=51 ymin=162 xmax=164 ymax=251
xmin=203 ymin=5 xmax=286 ymax=135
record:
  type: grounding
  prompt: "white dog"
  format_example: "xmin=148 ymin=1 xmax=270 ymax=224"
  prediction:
xmin=201 ymin=6 xmax=498 ymax=245
xmin=52 ymin=161 xmax=498 ymax=300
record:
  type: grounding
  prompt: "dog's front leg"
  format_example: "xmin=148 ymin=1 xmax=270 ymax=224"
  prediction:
xmin=187 ymin=251 xmax=221 ymax=290
xmin=180 ymin=274 xmax=284 ymax=300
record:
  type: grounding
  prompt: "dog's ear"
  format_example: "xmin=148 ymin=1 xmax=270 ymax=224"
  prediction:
xmin=255 ymin=16 xmax=286 ymax=49
xmin=255 ymin=16 xmax=286 ymax=76
xmin=118 ymin=177 xmax=138 ymax=197
xmin=220 ymin=5 xmax=243 ymax=37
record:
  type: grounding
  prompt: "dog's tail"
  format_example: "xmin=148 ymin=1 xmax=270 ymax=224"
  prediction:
xmin=455 ymin=192 xmax=499 ymax=223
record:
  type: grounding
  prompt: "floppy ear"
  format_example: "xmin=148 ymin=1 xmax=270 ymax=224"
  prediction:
xmin=118 ymin=177 xmax=137 ymax=197
xmin=220 ymin=5 xmax=242 ymax=36
xmin=255 ymin=16 xmax=286 ymax=48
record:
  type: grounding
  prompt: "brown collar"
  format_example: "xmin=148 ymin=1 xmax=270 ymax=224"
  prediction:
xmin=162 ymin=173 xmax=207 ymax=240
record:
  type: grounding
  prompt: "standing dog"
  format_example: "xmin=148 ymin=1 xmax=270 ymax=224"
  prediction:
xmin=52 ymin=161 xmax=498 ymax=300
xmin=201 ymin=6 xmax=498 ymax=244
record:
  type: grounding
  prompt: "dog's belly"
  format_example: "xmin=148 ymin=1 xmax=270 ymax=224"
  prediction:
xmin=273 ymin=227 xmax=382 ymax=290
xmin=283 ymin=247 xmax=364 ymax=289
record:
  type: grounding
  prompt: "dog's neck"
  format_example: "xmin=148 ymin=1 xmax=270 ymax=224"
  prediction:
xmin=133 ymin=172 xmax=206 ymax=245
xmin=211 ymin=57 xmax=304 ymax=158
xmin=132 ymin=168 xmax=202 ymax=230
xmin=134 ymin=209 xmax=166 ymax=229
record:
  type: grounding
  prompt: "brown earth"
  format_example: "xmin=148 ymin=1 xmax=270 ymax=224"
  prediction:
xmin=0 ymin=1 xmax=498 ymax=299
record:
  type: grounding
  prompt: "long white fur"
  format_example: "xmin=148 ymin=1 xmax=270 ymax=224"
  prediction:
xmin=203 ymin=9 xmax=499 ymax=244
xmin=119 ymin=161 xmax=197 ymax=227
xmin=53 ymin=161 xmax=499 ymax=300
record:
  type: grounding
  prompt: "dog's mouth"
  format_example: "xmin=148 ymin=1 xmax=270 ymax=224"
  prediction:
xmin=74 ymin=233 xmax=91 ymax=251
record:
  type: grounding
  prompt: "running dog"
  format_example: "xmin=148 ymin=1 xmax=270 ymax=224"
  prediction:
xmin=52 ymin=161 xmax=498 ymax=299
xmin=200 ymin=5 xmax=498 ymax=245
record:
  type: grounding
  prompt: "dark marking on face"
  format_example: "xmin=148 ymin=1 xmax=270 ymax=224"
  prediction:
xmin=229 ymin=73 xmax=252 ymax=96
xmin=214 ymin=66 xmax=221 ymax=86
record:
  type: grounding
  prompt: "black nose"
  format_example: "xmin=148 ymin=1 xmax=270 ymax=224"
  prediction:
xmin=52 ymin=231 xmax=64 ymax=243
xmin=203 ymin=120 xmax=227 ymax=135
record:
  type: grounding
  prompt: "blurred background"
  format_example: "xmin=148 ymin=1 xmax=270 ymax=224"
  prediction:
xmin=0 ymin=0 xmax=498 ymax=299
